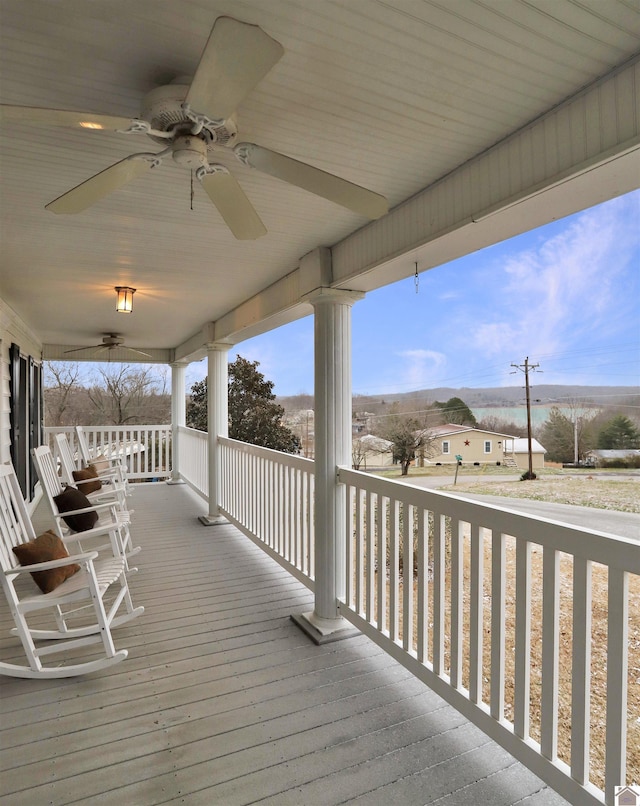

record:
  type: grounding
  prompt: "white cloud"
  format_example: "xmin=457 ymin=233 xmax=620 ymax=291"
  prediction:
xmin=397 ymin=348 xmax=447 ymax=387
xmin=471 ymin=193 xmax=640 ymax=361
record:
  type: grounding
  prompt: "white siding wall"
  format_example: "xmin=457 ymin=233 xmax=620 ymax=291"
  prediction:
xmin=0 ymin=299 xmax=42 ymax=465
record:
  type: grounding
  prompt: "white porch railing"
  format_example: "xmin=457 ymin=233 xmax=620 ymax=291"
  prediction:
xmin=218 ymin=436 xmax=315 ymax=588
xmin=43 ymin=425 xmax=172 ymax=481
xmin=177 ymin=425 xmax=208 ymax=498
xmin=337 ymin=466 xmax=639 ymax=806
xmin=40 ymin=426 xmax=637 ymax=804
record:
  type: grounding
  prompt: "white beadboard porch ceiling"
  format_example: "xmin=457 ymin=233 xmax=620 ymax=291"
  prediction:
xmin=1 ymin=0 xmax=639 ymax=359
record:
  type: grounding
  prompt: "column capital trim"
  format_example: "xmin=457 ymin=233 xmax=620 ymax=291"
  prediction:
xmin=302 ymin=288 xmax=364 ymax=307
xmin=205 ymin=341 xmax=232 ymax=353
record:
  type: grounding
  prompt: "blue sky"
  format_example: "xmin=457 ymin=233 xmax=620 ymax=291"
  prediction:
xmin=193 ymin=189 xmax=639 ymax=397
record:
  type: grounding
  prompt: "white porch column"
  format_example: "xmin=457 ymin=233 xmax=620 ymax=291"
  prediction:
xmin=292 ymin=288 xmax=363 ymax=643
xmin=199 ymin=342 xmax=230 ymax=526
xmin=167 ymin=360 xmax=188 ymax=484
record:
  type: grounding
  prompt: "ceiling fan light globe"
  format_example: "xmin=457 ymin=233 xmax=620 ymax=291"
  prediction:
xmin=171 ymin=135 xmax=208 ymax=169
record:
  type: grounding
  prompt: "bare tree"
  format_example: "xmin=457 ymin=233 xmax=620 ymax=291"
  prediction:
xmin=43 ymin=362 xmax=82 ymax=426
xmin=376 ymin=408 xmax=436 ymax=475
xmin=352 ymin=434 xmax=392 ymax=470
xmin=87 ymin=366 xmax=169 ymax=425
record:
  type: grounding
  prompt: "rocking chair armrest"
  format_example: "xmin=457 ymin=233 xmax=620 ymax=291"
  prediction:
xmin=7 ymin=550 xmax=98 ymax=575
xmin=61 ymin=520 xmax=123 ymax=543
xmin=93 ymin=468 xmax=122 ymax=481
xmin=55 ymin=500 xmax=119 ymax=518
xmin=97 ymin=453 xmax=126 ymax=467
xmin=86 ymin=487 xmax=126 ymax=500
xmin=73 ymin=477 xmax=122 ymax=492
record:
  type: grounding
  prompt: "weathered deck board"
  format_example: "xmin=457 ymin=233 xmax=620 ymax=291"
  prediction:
xmin=0 ymin=482 xmax=568 ymax=805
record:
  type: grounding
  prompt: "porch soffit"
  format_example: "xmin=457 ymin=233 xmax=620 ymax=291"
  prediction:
xmin=174 ymin=57 xmax=640 ymax=360
xmin=0 ymin=1 xmax=638 ymax=362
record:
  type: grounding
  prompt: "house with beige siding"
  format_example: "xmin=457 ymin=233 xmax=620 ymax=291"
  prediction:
xmin=511 ymin=437 xmax=547 ymax=470
xmin=418 ymin=425 xmax=546 ymax=470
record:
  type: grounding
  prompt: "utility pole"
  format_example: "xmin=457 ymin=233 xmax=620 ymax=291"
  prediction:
xmin=511 ymin=357 xmax=540 ymax=479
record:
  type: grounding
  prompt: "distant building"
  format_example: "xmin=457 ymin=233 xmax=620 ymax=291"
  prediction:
xmin=418 ymin=424 xmax=546 ymax=470
xmin=352 ymin=434 xmax=394 ymax=469
xmin=585 ymin=449 xmax=640 ymax=466
xmin=511 ymin=437 xmax=547 ymax=471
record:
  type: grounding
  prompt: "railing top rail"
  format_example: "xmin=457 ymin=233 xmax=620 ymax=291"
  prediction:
xmin=219 ymin=436 xmax=315 ymax=472
xmin=178 ymin=425 xmax=207 ymax=438
xmin=44 ymin=424 xmax=171 ymax=433
xmin=338 ymin=465 xmax=640 ymax=572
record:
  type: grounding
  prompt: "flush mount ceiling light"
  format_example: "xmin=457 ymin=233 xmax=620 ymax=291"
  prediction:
xmin=115 ymin=286 xmax=136 ymax=313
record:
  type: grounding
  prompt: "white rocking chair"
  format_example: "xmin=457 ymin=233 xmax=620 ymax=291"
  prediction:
xmin=0 ymin=462 xmax=143 ymax=678
xmin=54 ymin=432 xmax=129 ymax=512
xmin=32 ymin=445 xmax=140 ymax=573
xmin=75 ymin=426 xmax=130 ymax=493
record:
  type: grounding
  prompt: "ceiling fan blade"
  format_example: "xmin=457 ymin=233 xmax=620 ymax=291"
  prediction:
xmin=123 ymin=347 xmax=153 ymax=359
xmin=235 ymin=143 xmax=388 ymax=219
xmin=46 ymin=156 xmax=154 ymax=214
xmin=63 ymin=344 xmax=102 ymax=355
xmin=198 ymin=167 xmax=267 ymax=240
xmin=186 ymin=17 xmax=284 ymax=121
xmin=0 ymin=104 xmax=134 ymax=131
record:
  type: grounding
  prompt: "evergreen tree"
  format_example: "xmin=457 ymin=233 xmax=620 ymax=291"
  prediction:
xmin=597 ymin=414 xmax=640 ymax=449
xmin=539 ymin=406 xmax=577 ymax=463
xmin=435 ymin=396 xmax=477 ymax=427
xmin=186 ymin=379 xmax=208 ymax=431
xmin=186 ymin=357 xmax=300 ymax=454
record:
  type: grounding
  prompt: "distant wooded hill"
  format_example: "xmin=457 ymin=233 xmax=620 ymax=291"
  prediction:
xmin=279 ymin=386 xmax=639 ymax=412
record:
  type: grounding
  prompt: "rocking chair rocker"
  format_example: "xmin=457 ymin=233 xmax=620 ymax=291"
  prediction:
xmin=0 ymin=463 xmax=143 ymax=678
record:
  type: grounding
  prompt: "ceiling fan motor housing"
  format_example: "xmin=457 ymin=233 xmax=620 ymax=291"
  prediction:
xmin=103 ymin=335 xmax=124 ymax=347
xmin=140 ymin=79 xmax=238 ymax=148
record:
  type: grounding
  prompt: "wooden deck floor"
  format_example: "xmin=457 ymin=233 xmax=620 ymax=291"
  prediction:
xmin=1 ymin=482 xmax=570 ymax=806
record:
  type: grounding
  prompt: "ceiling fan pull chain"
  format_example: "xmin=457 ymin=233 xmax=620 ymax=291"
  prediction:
xmin=190 ymin=170 xmax=194 ymax=210
xmin=414 ymin=262 xmax=419 ymax=294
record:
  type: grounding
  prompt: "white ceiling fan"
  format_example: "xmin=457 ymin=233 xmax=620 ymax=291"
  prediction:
xmin=0 ymin=16 xmax=388 ymax=240
xmin=64 ymin=334 xmax=152 ymax=360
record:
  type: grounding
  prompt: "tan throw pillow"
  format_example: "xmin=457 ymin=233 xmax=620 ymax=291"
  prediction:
xmin=72 ymin=465 xmax=102 ymax=494
xmin=53 ymin=487 xmax=99 ymax=532
xmin=92 ymin=454 xmax=113 ymax=475
xmin=13 ymin=530 xmax=80 ymax=593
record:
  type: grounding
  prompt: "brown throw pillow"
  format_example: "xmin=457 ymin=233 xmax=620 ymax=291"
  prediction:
xmin=13 ymin=530 xmax=80 ymax=593
xmin=53 ymin=487 xmax=99 ymax=532
xmin=72 ymin=465 xmax=102 ymax=494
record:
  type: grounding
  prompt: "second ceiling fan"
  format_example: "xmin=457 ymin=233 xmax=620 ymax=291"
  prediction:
xmin=1 ymin=16 xmax=388 ymax=240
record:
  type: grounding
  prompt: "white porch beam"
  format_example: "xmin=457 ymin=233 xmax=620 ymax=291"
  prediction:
xmin=292 ymin=286 xmax=362 ymax=644
xmin=199 ymin=343 xmax=230 ymax=526
xmin=168 ymin=360 xmax=188 ymax=485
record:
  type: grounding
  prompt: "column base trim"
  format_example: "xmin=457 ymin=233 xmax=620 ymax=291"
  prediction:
xmin=198 ymin=514 xmax=229 ymax=526
xmin=290 ymin=611 xmax=360 ymax=645
xmin=166 ymin=478 xmax=185 ymax=485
